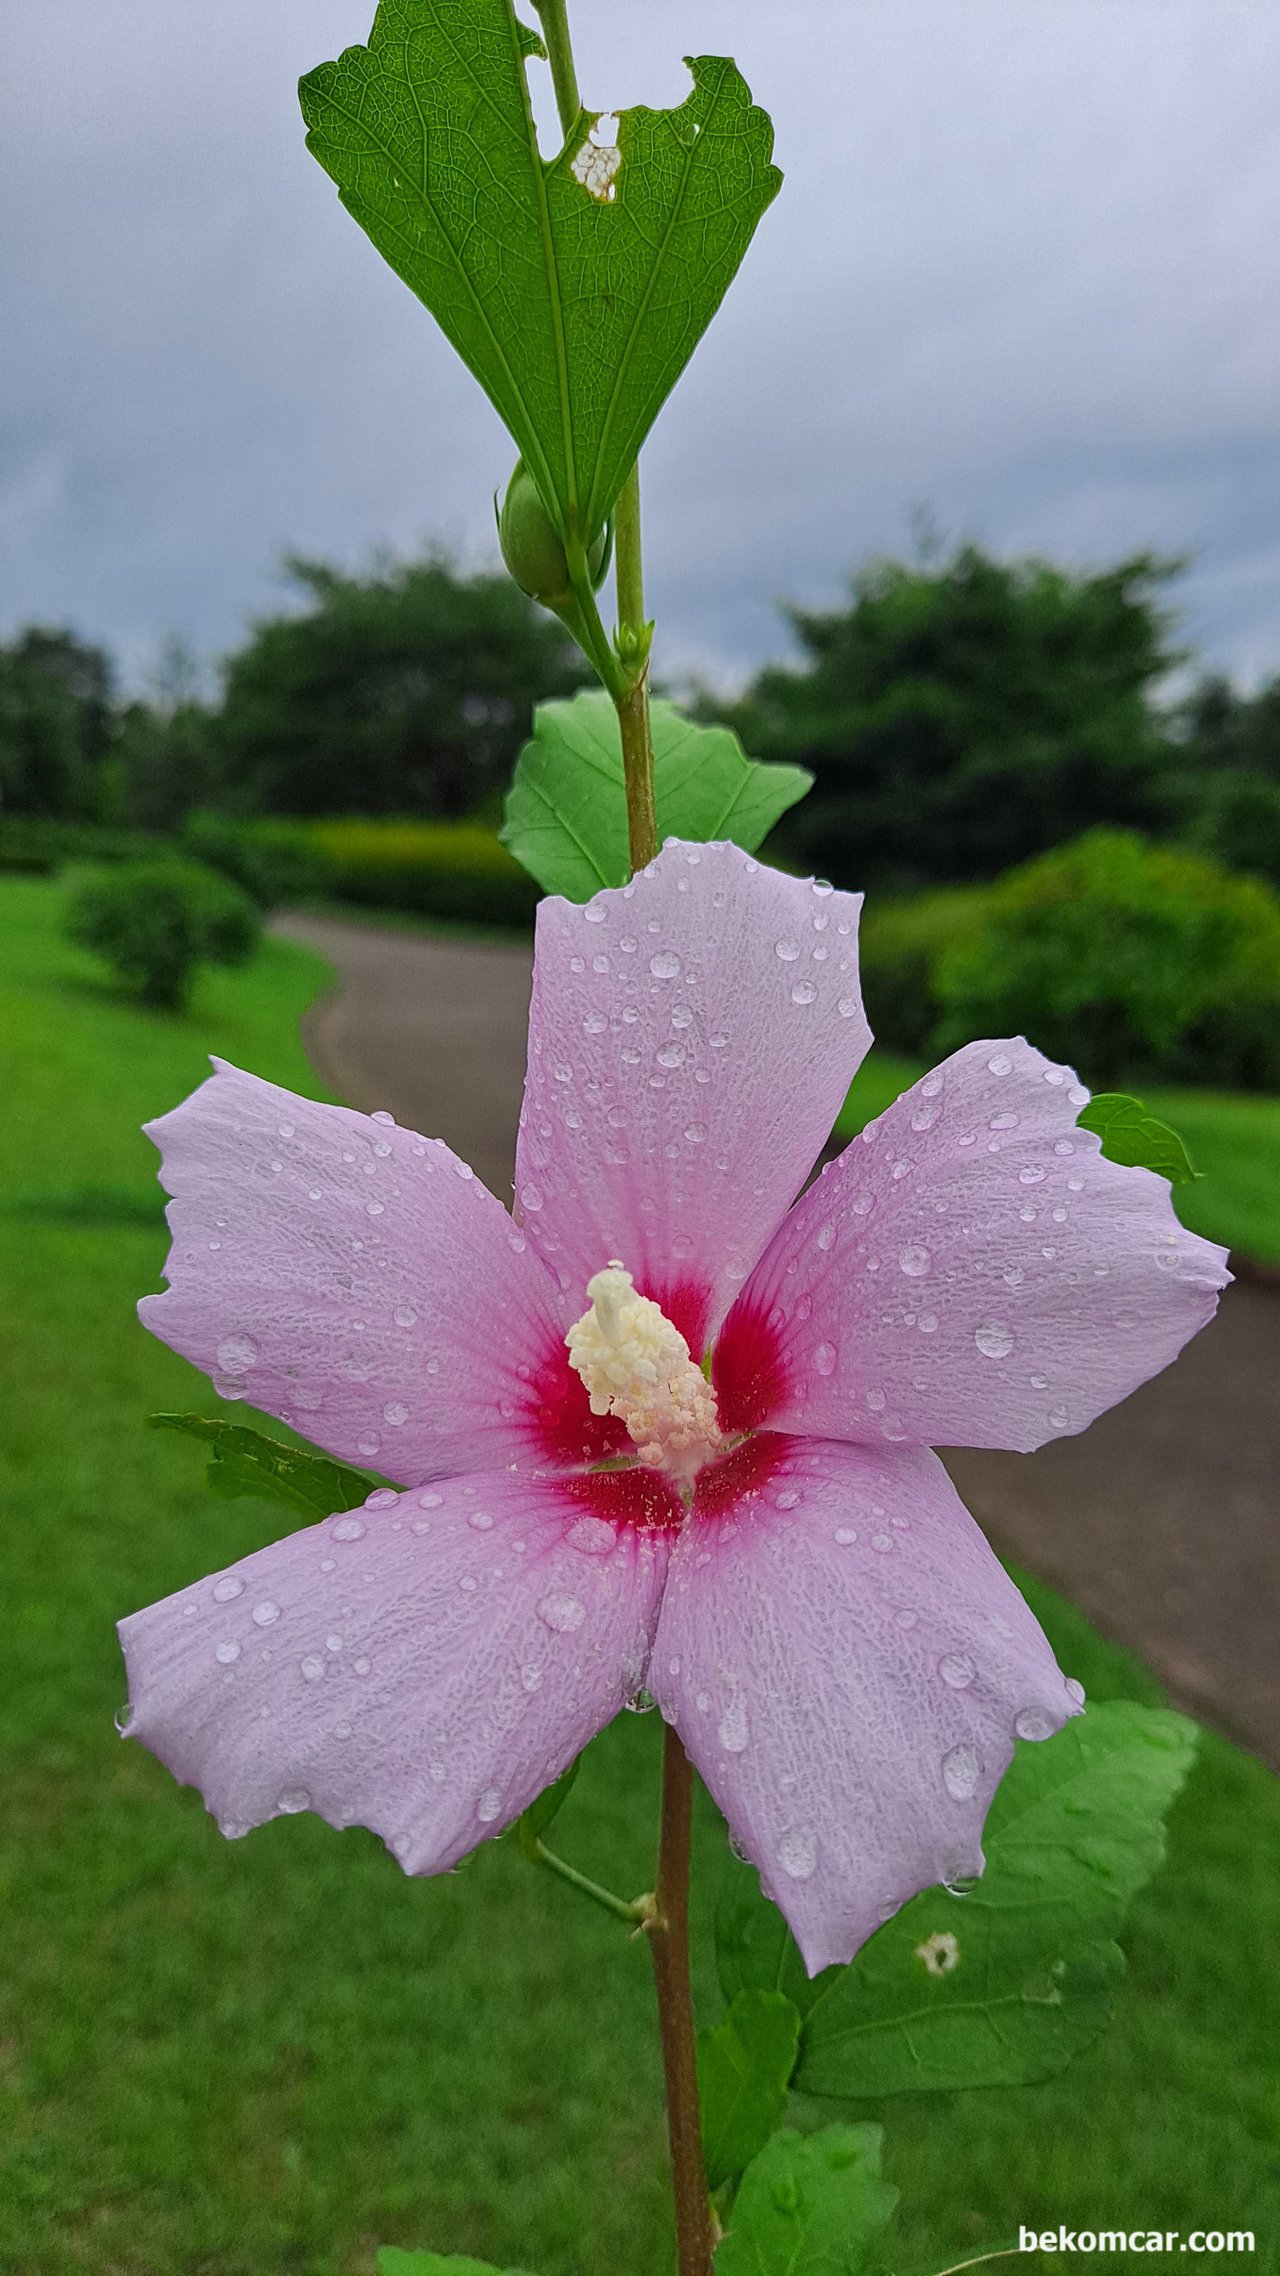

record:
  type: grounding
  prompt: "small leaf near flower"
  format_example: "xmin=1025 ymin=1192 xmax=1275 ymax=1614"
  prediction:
xmin=502 ymin=692 xmax=812 ymax=898
xmin=148 ymin=1413 xmax=378 ymax=1522
xmin=301 ymin=6 xmax=781 ymax=554
xmin=515 ymin=1755 xmax=581 ymax=1855
xmin=715 ymin=2123 xmax=897 ymax=2276
xmin=696 ymin=1988 xmax=801 ymax=2191
xmin=1077 ymin=1092 xmax=1197 ymax=1186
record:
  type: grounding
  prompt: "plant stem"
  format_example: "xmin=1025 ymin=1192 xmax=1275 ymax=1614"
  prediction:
xmin=530 ymin=0 xmax=658 ymax=871
xmin=650 ymin=1725 xmax=714 ymax=2276
xmin=532 ymin=0 xmax=582 ymax=130
xmin=524 ymin=1833 xmax=654 ymax=1927
xmin=614 ymin=461 xmax=660 ymax=870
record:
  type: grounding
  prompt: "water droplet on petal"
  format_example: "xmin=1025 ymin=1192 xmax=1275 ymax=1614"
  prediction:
xmin=791 ymin=981 xmax=817 ymax=1005
xmin=813 ymin=1340 xmax=837 ymax=1376
xmin=649 ymin=950 xmax=681 ymax=979
xmin=276 ymin=1786 xmax=310 ymax=1815
xmin=476 ymin=1786 xmax=503 ymax=1824
xmin=301 ymin=1654 xmax=326 ymax=1682
xmin=332 ymin=1516 xmax=366 ymax=1542
xmin=365 ymin=1487 xmax=398 ymax=1511
xmin=1065 ymin=1677 xmax=1086 ymax=1707
xmin=942 ymin=1743 xmax=981 ymax=1800
xmin=939 ymin=1653 xmax=976 ymax=1689
xmin=718 ymin=1697 xmax=749 ymax=1754
xmin=567 ymin=1515 xmax=615 ymax=1556
xmin=251 ymin=1600 xmax=281 ymax=1628
xmin=899 ymin=1244 xmax=930 ymax=1278
xmin=987 ymin=1052 xmax=1013 ymax=1076
xmin=1015 ymin=1707 xmax=1055 ymax=1742
xmin=212 ymin=1575 xmax=244 ymax=1603
xmin=215 ymin=1639 xmax=241 ymax=1665
xmin=538 ymin=1591 xmax=585 ymax=1633
xmin=216 ymin=1333 xmax=258 ymax=1376
xmin=774 ymin=937 xmax=800 ymax=962
xmin=778 ymin=1827 xmax=817 ymax=1880
xmin=975 ymin=1320 xmax=1014 ymax=1359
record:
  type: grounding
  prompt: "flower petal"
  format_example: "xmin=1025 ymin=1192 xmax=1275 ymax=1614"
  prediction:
xmin=515 ymin=842 xmax=871 ymax=1341
xmin=649 ymin=1435 xmax=1078 ymax=1973
xmin=723 ymin=1039 xmax=1229 ymax=1454
xmin=119 ymin=1470 xmax=670 ymax=1870
xmin=139 ymin=1060 xmax=576 ymax=1483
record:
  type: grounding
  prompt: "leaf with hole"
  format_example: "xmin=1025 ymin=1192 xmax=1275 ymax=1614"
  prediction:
xmin=696 ymin=1989 xmax=801 ymax=2191
xmin=715 ymin=2124 xmax=897 ymax=2276
xmin=794 ymin=1702 xmax=1198 ymax=2096
xmin=149 ymin=1414 xmax=378 ymax=1523
xmin=300 ymin=1 xmax=781 ymax=550
xmin=502 ymin=692 xmax=812 ymax=897
xmin=714 ymin=1703 xmax=1197 ymax=2099
xmin=1077 ymin=1092 xmax=1197 ymax=1186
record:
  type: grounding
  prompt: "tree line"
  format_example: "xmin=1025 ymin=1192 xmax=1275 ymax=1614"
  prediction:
xmin=4 ymin=543 xmax=1279 ymax=890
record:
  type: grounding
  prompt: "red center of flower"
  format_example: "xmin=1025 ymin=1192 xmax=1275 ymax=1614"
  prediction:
xmin=521 ymin=1277 xmax=791 ymax=1534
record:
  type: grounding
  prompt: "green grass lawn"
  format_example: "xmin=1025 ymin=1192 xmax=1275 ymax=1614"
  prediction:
xmin=838 ymin=1053 xmax=1280 ymax=1266
xmin=1 ymin=873 xmax=1277 ymax=2275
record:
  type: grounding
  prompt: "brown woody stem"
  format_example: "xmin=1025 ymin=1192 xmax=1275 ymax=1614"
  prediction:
xmin=649 ymin=1724 xmax=715 ymax=2276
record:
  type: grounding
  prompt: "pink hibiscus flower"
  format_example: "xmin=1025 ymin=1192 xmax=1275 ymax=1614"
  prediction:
xmin=119 ymin=842 xmax=1227 ymax=1970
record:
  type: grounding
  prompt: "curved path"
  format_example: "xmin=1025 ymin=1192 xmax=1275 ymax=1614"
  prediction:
xmin=281 ymin=913 xmax=1280 ymax=1767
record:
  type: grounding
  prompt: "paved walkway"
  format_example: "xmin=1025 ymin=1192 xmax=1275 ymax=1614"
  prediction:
xmin=281 ymin=913 xmax=1280 ymax=1767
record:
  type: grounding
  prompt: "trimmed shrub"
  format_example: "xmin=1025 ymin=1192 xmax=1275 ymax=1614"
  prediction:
xmin=858 ymin=885 xmax=991 ymax=1053
xmin=935 ymin=828 xmax=1280 ymax=1090
xmin=307 ymin=817 xmax=540 ymax=931
xmin=66 ymin=858 xmax=261 ymax=1010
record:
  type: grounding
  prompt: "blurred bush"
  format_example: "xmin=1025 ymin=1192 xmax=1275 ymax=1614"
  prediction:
xmin=858 ymin=885 xmax=991 ymax=1053
xmin=934 ymin=829 xmax=1280 ymax=1090
xmin=306 ymin=817 xmax=539 ymax=931
xmin=66 ymin=858 xmax=262 ymax=1011
xmin=179 ymin=811 xmax=326 ymax=907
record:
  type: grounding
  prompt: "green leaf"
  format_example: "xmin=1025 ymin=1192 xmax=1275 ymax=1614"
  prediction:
xmin=502 ymin=692 xmax=813 ymax=897
xmin=796 ymin=1702 xmax=1198 ymax=2097
xmin=377 ymin=2253 xmax=536 ymax=2276
xmin=516 ymin=1754 xmax=580 ymax=1855
xmin=300 ymin=5 xmax=781 ymax=550
xmin=697 ymin=1990 xmax=802 ymax=2191
xmin=148 ymin=1414 xmax=377 ymax=1522
xmin=716 ymin=1855 xmax=836 ymax=2020
xmin=1077 ymin=1092 xmax=1197 ymax=1185
xmin=716 ymin=2125 xmax=898 ymax=2276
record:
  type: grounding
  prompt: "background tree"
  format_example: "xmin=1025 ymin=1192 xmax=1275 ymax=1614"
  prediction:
xmin=734 ymin=544 xmax=1182 ymax=888
xmin=0 ymin=628 xmax=115 ymax=817
xmin=1166 ymin=672 xmax=1280 ymax=888
xmin=213 ymin=554 xmax=591 ymax=817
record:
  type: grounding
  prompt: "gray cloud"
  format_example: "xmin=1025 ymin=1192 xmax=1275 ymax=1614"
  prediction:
xmin=2 ymin=0 xmax=1278 ymax=694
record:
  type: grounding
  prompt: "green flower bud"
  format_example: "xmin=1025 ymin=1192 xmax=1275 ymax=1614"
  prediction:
xmin=498 ymin=462 xmax=611 ymax=607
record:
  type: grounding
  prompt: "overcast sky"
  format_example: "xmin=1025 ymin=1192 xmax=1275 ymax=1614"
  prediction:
xmin=2 ymin=1 xmax=1279 ymax=696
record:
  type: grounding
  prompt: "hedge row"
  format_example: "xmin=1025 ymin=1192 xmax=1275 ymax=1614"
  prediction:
xmin=0 ymin=812 xmax=538 ymax=930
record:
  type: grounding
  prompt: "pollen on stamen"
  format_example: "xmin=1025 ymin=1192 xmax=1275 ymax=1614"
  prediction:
xmin=565 ymin=1261 xmax=726 ymax=1481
